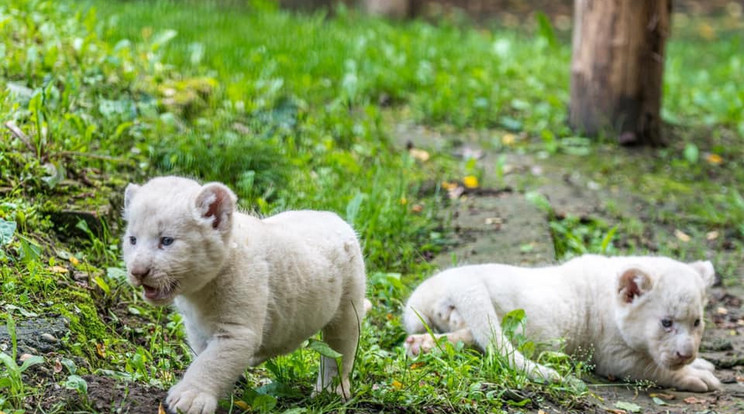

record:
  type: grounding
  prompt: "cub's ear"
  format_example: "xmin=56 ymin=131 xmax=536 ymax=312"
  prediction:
xmin=688 ymin=260 xmax=716 ymax=287
xmin=617 ymin=267 xmax=653 ymax=304
xmin=123 ymin=183 xmax=141 ymax=220
xmin=194 ymin=183 xmax=237 ymax=232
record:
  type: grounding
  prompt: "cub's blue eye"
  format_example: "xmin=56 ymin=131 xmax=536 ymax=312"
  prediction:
xmin=694 ymin=319 xmax=701 ymax=327
xmin=160 ymin=237 xmax=174 ymax=247
xmin=661 ymin=319 xmax=673 ymax=328
xmin=129 ymin=236 xmax=137 ymax=245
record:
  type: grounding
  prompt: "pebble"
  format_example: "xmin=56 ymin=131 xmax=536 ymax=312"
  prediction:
xmin=41 ymin=333 xmax=58 ymax=343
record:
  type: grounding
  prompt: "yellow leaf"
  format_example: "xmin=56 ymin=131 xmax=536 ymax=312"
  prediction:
xmin=399 ymin=197 xmax=408 ymax=205
xmin=463 ymin=176 xmax=479 ymax=189
xmin=441 ymin=181 xmax=457 ymax=191
xmin=706 ymin=153 xmax=723 ymax=165
xmin=49 ymin=266 xmax=69 ymax=274
xmin=674 ymin=229 xmax=691 ymax=243
xmin=409 ymin=148 xmax=430 ymax=162
xmin=698 ymin=23 xmax=715 ymax=40
xmin=158 ymin=403 xmax=167 ymax=414
xmin=391 ymin=379 xmax=403 ymax=390
xmin=234 ymin=400 xmax=250 ymax=410
xmin=96 ymin=342 xmax=106 ymax=358
xmin=69 ymin=256 xmax=80 ymax=266
xmin=501 ymin=133 xmax=517 ymax=146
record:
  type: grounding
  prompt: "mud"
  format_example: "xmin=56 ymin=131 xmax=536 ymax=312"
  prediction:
xmin=0 ymin=316 xmax=68 ymax=354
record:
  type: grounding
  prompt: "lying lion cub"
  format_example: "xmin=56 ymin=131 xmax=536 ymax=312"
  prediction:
xmin=123 ymin=176 xmax=366 ymax=414
xmin=404 ymin=255 xmax=721 ymax=392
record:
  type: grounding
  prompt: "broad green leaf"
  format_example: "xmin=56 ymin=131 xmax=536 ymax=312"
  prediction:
xmin=19 ymin=355 xmax=44 ymax=373
xmin=251 ymin=393 xmax=277 ymax=413
xmin=652 ymin=397 xmax=667 ymax=406
xmin=0 ymin=218 xmax=16 ymax=245
xmin=307 ymin=339 xmax=342 ymax=359
xmin=64 ymin=374 xmax=88 ymax=394
xmin=0 ymin=352 xmax=18 ymax=370
xmin=107 ymin=267 xmax=128 ymax=281
xmin=684 ymin=143 xmax=699 ymax=164
xmin=614 ymin=401 xmax=642 ymax=413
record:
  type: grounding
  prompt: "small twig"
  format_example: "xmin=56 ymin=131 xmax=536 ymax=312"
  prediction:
xmin=4 ymin=121 xmax=35 ymax=153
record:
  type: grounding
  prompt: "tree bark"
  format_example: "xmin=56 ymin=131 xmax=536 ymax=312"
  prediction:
xmin=569 ymin=0 xmax=671 ymax=146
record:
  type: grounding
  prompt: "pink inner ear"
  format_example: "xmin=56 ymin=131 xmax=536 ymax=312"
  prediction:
xmin=620 ymin=269 xmax=645 ymax=303
xmin=204 ymin=191 xmax=226 ymax=229
xmin=623 ymin=280 xmax=641 ymax=303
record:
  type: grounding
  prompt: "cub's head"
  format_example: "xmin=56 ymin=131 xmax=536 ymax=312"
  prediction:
xmin=614 ymin=257 xmax=715 ymax=371
xmin=122 ymin=176 xmax=237 ymax=305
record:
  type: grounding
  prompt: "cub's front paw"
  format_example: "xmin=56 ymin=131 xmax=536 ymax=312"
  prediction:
xmin=677 ymin=368 xmax=722 ymax=392
xmin=166 ymin=381 xmax=217 ymax=414
xmin=404 ymin=334 xmax=437 ymax=357
xmin=690 ymin=357 xmax=716 ymax=373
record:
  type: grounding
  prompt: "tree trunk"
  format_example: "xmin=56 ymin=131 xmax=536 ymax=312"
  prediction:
xmin=569 ymin=0 xmax=671 ymax=146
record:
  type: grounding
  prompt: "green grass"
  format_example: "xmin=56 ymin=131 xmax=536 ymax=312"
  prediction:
xmin=1 ymin=0 xmax=743 ymax=412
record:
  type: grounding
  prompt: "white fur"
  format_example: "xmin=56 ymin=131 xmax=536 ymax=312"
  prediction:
xmin=403 ymin=255 xmax=721 ymax=392
xmin=122 ymin=176 xmax=366 ymax=414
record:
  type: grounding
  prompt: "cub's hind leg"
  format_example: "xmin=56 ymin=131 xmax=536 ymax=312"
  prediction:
xmin=446 ymin=285 xmax=561 ymax=382
xmin=317 ymin=298 xmax=363 ymax=399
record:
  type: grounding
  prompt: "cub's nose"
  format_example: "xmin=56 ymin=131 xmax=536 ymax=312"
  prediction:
xmin=129 ymin=267 xmax=151 ymax=284
xmin=676 ymin=351 xmax=693 ymax=363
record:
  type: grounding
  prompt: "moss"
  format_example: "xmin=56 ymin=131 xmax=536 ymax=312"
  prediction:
xmin=50 ymin=289 xmax=112 ymax=366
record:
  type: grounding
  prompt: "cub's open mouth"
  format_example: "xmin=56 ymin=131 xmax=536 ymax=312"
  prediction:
xmin=142 ymin=281 xmax=177 ymax=301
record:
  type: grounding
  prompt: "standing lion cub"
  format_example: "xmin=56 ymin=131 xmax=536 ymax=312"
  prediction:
xmin=122 ymin=176 xmax=366 ymax=414
xmin=404 ymin=255 xmax=721 ymax=392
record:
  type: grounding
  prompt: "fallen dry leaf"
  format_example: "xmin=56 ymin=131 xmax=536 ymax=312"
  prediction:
xmin=158 ymin=402 xmax=167 ymax=414
xmin=96 ymin=342 xmax=106 ymax=358
xmin=502 ymin=133 xmax=517 ymax=146
xmin=391 ymin=379 xmax=403 ymax=390
xmin=441 ymin=181 xmax=458 ymax=191
xmin=649 ymin=392 xmax=675 ymax=400
xmin=706 ymin=231 xmax=719 ymax=240
xmin=698 ymin=22 xmax=716 ymax=39
xmin=411 ymin=204 xmax=423 ymax=214
xmin=234 ymin=400 xmax=250 ymax=410
xmin=409 ymin=148 xmax=430 ymax=162
xmin=69 ymin=256 xmax=80 ymax=266
xmin=447 ymin=186 xmax=465 ymax=200
xmin=19 ymin=353 xmax=35 ymax=362
xmin=706 ymin=153 xmax=723 ymax=165
xmin=49 ymin=266 xmax=69 ymax=274
xmin=717 ymin=307 xmax=728 ymax=315
xmin=54 ymin=359 xmax=63 ymax=373
xmin=683 ymin=396 xmax=708 ymax=404
xmin=605 ymin=409 xmax=626 ymax=414
xmin=674 ymin=229 xmax=691 ymax=243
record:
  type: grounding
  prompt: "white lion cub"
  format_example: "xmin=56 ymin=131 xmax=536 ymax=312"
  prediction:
xmin=122 ymin=176 xmax=366 ymax=414
xmin=404 ymin=255 xmax=721 ymax=392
